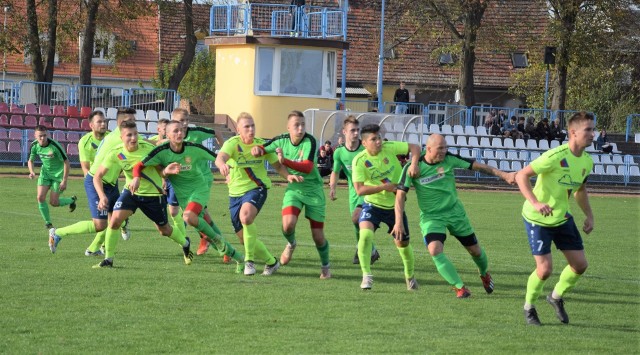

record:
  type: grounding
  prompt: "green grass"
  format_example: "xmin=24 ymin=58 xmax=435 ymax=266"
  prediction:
xmin=0 ymin=175 xmax=638 ymax=354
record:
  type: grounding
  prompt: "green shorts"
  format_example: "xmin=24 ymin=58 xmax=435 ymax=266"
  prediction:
xmin=283 ymin=187 xmax=326 ymax=222
xmin=348 ymin=194 xmax=365 ymax=214
xmin=174 ymin=185 xmax=210 ymax=210
xmin=37 ymin=174 xmax=62 ymax=193
xmin=419 ymin=203 xmax=474 ymax=237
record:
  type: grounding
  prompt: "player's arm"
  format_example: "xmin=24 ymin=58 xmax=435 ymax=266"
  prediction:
xmin=392 ymin=189 xmax=408 ymax=240
xmin=80 ymin=161 xmax=91 ymax=177
xmin=407 ymin=143 xmax=421 ymax=178
xmin=515 ymin=165 xmax=553 ymax=217
xmin=93 ymin=165 xmax=110 ymax=211
xmin=215 ymin=151 xmax=231 ymax=177
xmin=353 ymin=181 xmax=396 ymax=196
xmin=59 ymin=158 xmax=70 ymax=192
xmin=275 ymin=147 xmax=314 ymax=174
xmin=27 ymin=158 xmax=36 ymax=179
xmin=329 ymin=171 xmax=340 ymax=200
xmin=271 ymin=161 xmax=304 ymax=183
xmin=574 ymin=183 xmax=594 ymax=234
xmin=472 ymin=161 xmax=516 ymax=185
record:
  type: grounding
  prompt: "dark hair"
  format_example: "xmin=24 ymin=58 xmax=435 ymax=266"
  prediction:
xmin=89 ymin=110 xmax=105 ymax=122
xmin=116 ymin=107 xmax=137 ymax=123
xmin=119 ymin=120 xmax=137 ymax=129
xmin=360 ymin=124 xmax=380 ymax=138
xmin=288 ymin=110 xmax=304 ymax=120
xmin=568 ymin=111 xmax=594 ymax=127
xmin=34 ymin=125 xmax=47 ymax=132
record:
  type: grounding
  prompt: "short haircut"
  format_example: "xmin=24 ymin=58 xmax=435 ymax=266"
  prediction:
xmin=166 ymin=120 xmax=182 ymax=130
xmin=568 ymin=111 xmax=594 ymax=127
xmin=116 ymin=107 xmax=136 ymax=123
xmin=171 ymin=107 xmax=189 ymax=119
xmin=360 ymin=124 xmax=380 ymax=138
xmin=343 ymin=115 xmax=358 ymax=128
xmin=237 ymin=112 xmax=253 ymax=122
xmin=119 ymin=120 xmax=137 ymax=129
xmin=324 ymin=140 xmax=331 ymax=145
xmin=158 ymin=118 xmax=170 ymax=125
xmin=35 ymin=125 xmax=47 ymax=132
xmin=288 ymin=110 xmax=304 ymax=120
xmin=89 ymin=110 xmax=105 ymax=122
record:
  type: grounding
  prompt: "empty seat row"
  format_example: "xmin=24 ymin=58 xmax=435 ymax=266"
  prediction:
xmin=0 ymin=114 xmax=92 ymax=131
xmin=0 ymin=103 xmax=93 ymax=119
xmin=96 ymin=107 xmax=171 ymax=122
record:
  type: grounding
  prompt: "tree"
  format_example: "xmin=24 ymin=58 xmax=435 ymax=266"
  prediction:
xmin=78 ymin=0 xmax=100 ymax=108
xmin=164 ymin=0 xmax=197 ymax=111
xmin=25 ymin=0 xmax=58 ymax=104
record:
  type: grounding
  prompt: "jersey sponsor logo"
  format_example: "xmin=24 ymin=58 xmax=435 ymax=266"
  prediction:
xmin=364 ymin=160 xmax=373 ymax=168
xmin=419 ymin=168 xmax=446 ymax=185
xmin=557 ymin=174 xmax=581 ymax=187
xmin=180 ymin=164 xmax=192 ymax=171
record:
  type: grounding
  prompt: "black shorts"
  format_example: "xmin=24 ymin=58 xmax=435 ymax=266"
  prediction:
xmin=115 ymin=189 xmax=169 ymax=226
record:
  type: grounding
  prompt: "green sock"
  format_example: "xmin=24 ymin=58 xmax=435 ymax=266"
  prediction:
xmin=253 ymin=240 xmax=276 ymax=265
xmin=432 ymin=253 xmax=464 ymax=288
xmin=167 ymin=225 xmax=187 ymax=247
xmin=243 ymin=223 xmax=257 ymax=261
xmin=170 ymin=211 xmax=186 ymax=238
xmin=87 ymin=230 xmax=106 ymax=252
xmin=397 ymin=244 xmax=415 ymax=279
xmin=554 ymin=265 xmax=582 ymax=297
xmin=472 ymin=247 xmax=489 ymax=276
xmin=210 ymin=220 xmax=223 ymax=235
xmin=57 ymin=197 xmax=73 ymax=206
xmin=358 ymin=228 xmax=374 ymax=275
xmin=223 ymin=240 xmax=244 ymax=262
xmin=525 ymin=271 xmax=547 ymax=306
xmin=57 ymin=221 xmax=96 ymax=237
xmin=282 ymin=229 xmax=296 ymax=244
xmin=104 ymin=227 xmax=120 ymax=260
xmin=38 ymin=202 xmax=51 ymax=224
xmin=316 ymin=240 xmax=330 ymax=266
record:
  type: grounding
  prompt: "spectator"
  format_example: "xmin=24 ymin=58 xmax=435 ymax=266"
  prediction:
xmin=393 ymin=82 xmax=410 ymax=114
xmin=503 ymin=116 xmax=522 ymax=139
xmin=323 ymin=140 xmax=334 ymax=163
xmin=291 ymin=0 xmax=306 ymax=34
xmin=337 ymin=135 xmax=345 ymax=147
xmin=550 ymin=118 xmax=567 ymax=142
xmin=525 ymin=116 xmax=538 ymax=139
xmin=596 ymin=129 xmax=613 ymax=153
xmin=490 ymin=118 xmax=502 ymax=136
xmin=517 ymin=117 xmax=527 ymax=138
xmin=317 ymin=147 xmax=332 ymax=177
xmin=497 ymin=110 xmax=508 ymax=127
xmin=536 ymin=118 xmax=552 ymax=141
xmin=484 ymin=109 xmax=497 ymax=130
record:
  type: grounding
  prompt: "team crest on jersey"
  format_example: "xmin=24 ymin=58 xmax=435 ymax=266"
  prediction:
xmin=383 ymin=157 xmax=389 ymax=165
xmin=185 ymin=156 xmax=192 ymax=164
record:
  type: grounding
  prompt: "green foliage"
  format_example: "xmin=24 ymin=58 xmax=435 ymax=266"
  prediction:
xmin=0 ymin=176 xmax=639 ymax=353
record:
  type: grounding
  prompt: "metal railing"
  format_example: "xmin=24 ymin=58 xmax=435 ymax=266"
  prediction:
xmin=625 ymin=114 xmax=640 ymax=142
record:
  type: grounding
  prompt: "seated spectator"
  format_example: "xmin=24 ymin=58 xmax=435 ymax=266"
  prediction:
xmin=503 ymin=116 xmax=522 ymax=139
xmin=525 ymin=116 xmax=538 ymax=139
xmin=323 ymin=140 xmax=334 ymax=159
xmin=317 ymin=147 xmax=332 ymax=177
xmin=596 ymin=129 xmax=613 ymax=153
xmin=490 ymin=119 xmax=502 ymax=136
xmin=517 ymin=117 xmax=527 ymax=138
xmin=484 ymin=109 xmax=497 ymax=129
xmin=337 ymin=135 xmax=345 ymax=147
xmin=497 ymin=110 xmax=508 ymax=127
xmin=536 ymin=118 xmax=552 ymax=141
xmin=550 ymin=118 xmax=566 ymax=142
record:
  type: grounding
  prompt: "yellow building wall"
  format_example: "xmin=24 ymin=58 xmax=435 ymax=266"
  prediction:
xmin=214 ymin=44 xmax=337 ymax=139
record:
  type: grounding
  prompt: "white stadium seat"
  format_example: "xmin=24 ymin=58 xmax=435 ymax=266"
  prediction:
xmin=594 ymin=165 xmax=605 ymax=175
xmin=503 ymin=139 xmax=514 ymax=149
xmin=467 ymin=136 xmax=479 ymax=147
xmin=429 ymin=124 xmax=440 ymax=134
xmin=538 ymin=140 xmax=549 ymax=150
xmin=476 ymin=126 xmax=488 ymax=136
xmin=441 ymin=124 xmax=453 ymax=135
xmin=515 ymin=139 xmax=526 ymax=149
xmin=464 ymin=126 xmax=476 ymax=135
xmin=159 ymin=110 xmax=171 ymax=120
xmin=453 ymin=125 xmax=464 ymax=135
xmin=456 ymin=136 xmax=467 ymax=147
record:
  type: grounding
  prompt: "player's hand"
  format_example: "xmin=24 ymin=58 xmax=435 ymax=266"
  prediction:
xmin=533 ymin=201 xmax=553 ymax=217
xmin=407 ymin=162 xmax=420 ymax=178
xmin=59 ymin=180 xmax=67 ymax=192
xmin=275 ymin=148 xmax=285 ymax=164
xmin=129 ymin=177 xmax=141 ymax=194
xmin=583 ymin=216 xmax=594 ymax=234
xmin=391 ymin=223 xmax=405 ymax=241
xmin=164 ymin=162 xmax=181 ymax=175
xmin=380 ymin=183 xmax=397 ymax=193
xmin=329 ymin=187 xmax=337 ymax=201
xmin=251 ymin=146 xmax=265 ymax=157
xmin=287 ymin=174 xmax=304 ymax=183
xmin=218 ymin=163 xmax=229 ymax=177
xmin=503 ymin=172 xmax=517 ymax=185
xmin=97 ymin=196 xmax=109 ymax=211
xmin=28 ymin=172 xmax=35 ymax=179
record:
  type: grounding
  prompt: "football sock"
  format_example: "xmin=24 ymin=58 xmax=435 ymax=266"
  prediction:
xmin=397 ymin=244 xmax=415 ymax=279
xmin=57 ymin=196 xmax=73 ymax=206
xmin=472 ymin=247 xmax=489 ymax=276
xmin=104 ymin=227 xmax=120 ymax=260
xmin=38 ymin=202 xmax=51 ymax=224
xmin=222 ymin=240 xmax=244 ymax=262
xmin=167 ymin=225 xmax=188 ymax=247
xmin=316 ymin=240 xmax=330 ymax=266
xmin=525 ymin=270 xmax=547 ymax=306
xmin=56 ymin=220 xmax=96 ymax=237
xmin=170 ymin=209 xmax=186 ymax=238
xmin=87 ymin=230 xmax=105 ymax=253
xmin=432 ymin=252 xmax=464 ymax=289
xmin=553 ymin=265 xmax=581 ymax=298
xmin=357 ymin=228 xmax=374 ymax=275
xmin=243 ymin=223 xmax=257 ymax=261
xmin=282 ymin=229 xmax=296 ymax=244
xmin=253 ymin=240 xmax=276 ymax=265
xmin=196 ymin=218 xmax=220 ymax=244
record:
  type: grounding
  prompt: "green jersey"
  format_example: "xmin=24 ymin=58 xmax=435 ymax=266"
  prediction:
xmin=102 ymin=141 xmax=163 ymax=197
xmin=398 ymin=153 xmax=473 ymax=217
xmin=184 ymin=126 xmax=216 ymax=180
xmin=78 ymin=131 xmax=109 ymax=167
xmin=522 ymin=143 xmax=593 ymax=227
xmin=332 ymin=141 xmax=365 ymax=199
xmin=352 ymin=141 xmax=409 ymax=209
xmin=263 ymin=133 xmax=323 ymax=192
xmin=29 ymin=138 xmax=67 ymax=179
xmin=220 ymin=136 xmax=278 ymax=197
xmin=89 ymin=127 xmax=122 ymax=185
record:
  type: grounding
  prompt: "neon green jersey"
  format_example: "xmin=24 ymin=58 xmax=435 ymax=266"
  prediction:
xmin=29 ymin=138 xmax=67 ymax=179
xmin=332 ymin=141 xmax=364 ymax=193
xmin=263 ymin=133 xmax=323 ymax=193
xmin=352 ymin=141 xmax=408 ymax=209
xmin=102 ymin=141 xmax=163 ymax=196
xmin=78 ymin=131 xmax=109 ymax=166
xmin=522 ymin=144 xmax=593 ymax=227
xmin=398 ymin=153 xmax=473 ymax=217
xmin=220 ymin=136 xmax=278 ymax=196
xmin=89 ymin=127 xmax=122 ymax=184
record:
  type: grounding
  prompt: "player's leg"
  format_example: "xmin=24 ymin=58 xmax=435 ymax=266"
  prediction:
xmin=47 ymin=181 xmax=74 ymax=208
xmin=357 ymin=203 xmax=378 ymax=289
xmin=387 ymin=210 xmax=415 ymax=290
xmin=93 ymin=204 xmax=133 ymax=268
xmin=279 ymin=190 xmax=302 ymax=265
xmin=304 ymin=189 xmax=330 ymax=278
xmin=149 ymin=197 xmax=193 ymax=266
xmin=36 ymin=180 xmax=52 ymax=227
xmin=450 ymin=207 xmax=492 ymax=293
xmin=523 ymin=219 xmax=555 ymax=325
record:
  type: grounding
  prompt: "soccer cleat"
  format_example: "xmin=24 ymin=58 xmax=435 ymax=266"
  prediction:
xmin=92 ymin=259 xmax=113 ymax=269
xmin=48 ymin=228 xmax=61 ymax=254
xmin=69 ymin=195 xmax=77 ymax=212
xmin=120 ymin=218 xmax=131 ymax=241
xmin=197 ymin=237 xmax=210 ymax=256
xmin=262 ymin=260 xmax=280 ymax=276
xmin=182 ymin=237 xmax=193 ymax=265
xmin=406 ymin=276 xmax=418 ymax=291
xmin=524 ymin=308 xmax=542 ymax=326
xmin=320 ymin=265 xmax=332 ymax=279
xmin=84 ymin=249 xmax=104 ymax=257
xmin=360 ymin=274 xmax=373 ymax=290
xmin=546 ymin=294 xmax=569 ymax=324
xmin=371 ymin=249 xmax=381 ymax=265
xmin=280 ymin=242 xmax=296 ymax=265
xmin=352 ymin=249 xmax=359 ymax=264
xmin=244 ymin=261 xmax=256 ymax=276
xmin=45 ymin=223 xmax=54 ymax=230
xmin=222 ymin=254 xmax=231 ymax=264
xmin=480 ymin=272 xmax=494 ymax=294
xmin=454 ymin=286 xmax=471 ymax=298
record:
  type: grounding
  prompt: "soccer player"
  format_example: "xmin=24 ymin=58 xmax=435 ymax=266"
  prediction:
xmin=215 ymin=112 xmax=299 ymax=276
xmin=394 ymin=134 xmax=516 ymax=298
xmin=251 ymin=110 xmax=332 ymax=279
xmin=329 ymin=115 xmax=380 ymax=265
xmin=91 ymin=120 xmax=193 ymax=268
xmin=352 ymin=123 xmax=421 ymax=290
xmin=516 ymin=111 xmax=595 ymax=326
xmin=148 ymin=118 xmax=169 ymax=144
xmin=28 ymin=125 xmax=77 ymax=230
xmin=48 ymin=108 xmax=136 ymax=254
xmin=171 ymin=108 xmax=225 ymax=257
xmin=133 ymin=120 xmax=244 ymax=270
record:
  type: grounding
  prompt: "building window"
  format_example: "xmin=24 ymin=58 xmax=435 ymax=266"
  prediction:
xmin=511 ymin=53 xmax=528 ymax=68
xmin=439 ymin=53 xmax=455 ymax=65
xmin=255 ymin=47 xmax=336 ymax=98
xmin=79 ymin=30 xmax=115 ymax=65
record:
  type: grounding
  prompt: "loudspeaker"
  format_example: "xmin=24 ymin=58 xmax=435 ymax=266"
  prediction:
xmin=544 ymin=46 xmax=556 ymax=65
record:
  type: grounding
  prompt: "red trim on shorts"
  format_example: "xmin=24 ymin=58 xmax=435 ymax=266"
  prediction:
xmin=282 ymin=206 xmax=301 ymax=217
xmin=185 ymin=202 xmax=203 ymax=215
xmin=309 ymin=219 xmax=324 ymax=229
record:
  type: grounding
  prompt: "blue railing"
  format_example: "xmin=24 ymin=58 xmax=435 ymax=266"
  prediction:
xmin=625 ymin=114 xmax=640 ymax=142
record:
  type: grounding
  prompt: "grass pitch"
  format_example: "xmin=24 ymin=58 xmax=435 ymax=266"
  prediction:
xmin=0 ymin=175 xmax=638 ymax=354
